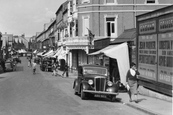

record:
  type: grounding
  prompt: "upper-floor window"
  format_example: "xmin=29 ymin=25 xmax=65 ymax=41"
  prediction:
xmin=105 ymin=16 xmax=118 ymax=37
xmin=82 ymin=0 xmax=90 ymax=4
xmin=104 ymin=0 xmax=117 ymax=4
xmin=145 ymin=0 xmax=158 ymax=4
xmin=82 ymin=16 xmax=89 ymax=36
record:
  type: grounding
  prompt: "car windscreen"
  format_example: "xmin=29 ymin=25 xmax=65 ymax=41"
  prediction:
xmin=83 ymin=67 xmax=107 ymax=76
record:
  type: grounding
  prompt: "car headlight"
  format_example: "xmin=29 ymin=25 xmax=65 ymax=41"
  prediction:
xmin=88 ymin=79 xmax=93 ymax=85
xmin=107 ymin=81 xmax=113 ymax=86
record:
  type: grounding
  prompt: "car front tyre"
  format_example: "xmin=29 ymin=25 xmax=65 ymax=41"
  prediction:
xmin=81 ymin=86 xmax=86 ymax=100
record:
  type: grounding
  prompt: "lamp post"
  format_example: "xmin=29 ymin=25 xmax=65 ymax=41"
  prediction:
xmin=0 ymin=32 xmax=2 ymax=59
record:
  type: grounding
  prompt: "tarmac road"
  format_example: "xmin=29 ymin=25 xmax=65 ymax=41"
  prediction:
xmin=0 ymin=57 xmax=149 ymax=115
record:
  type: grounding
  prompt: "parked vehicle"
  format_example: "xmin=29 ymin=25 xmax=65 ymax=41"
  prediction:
xmin=5 ymin=58 xmax=16 ymax=71
xmin=40 ymin=58 xmax=53 ymax=72
xmin=40 ymin=59 xmax=47 ymax=71
xmin=0 ymin=59 xmax=6 ymax=72
xmin=73 ymin=65 xmax=120 ymax=102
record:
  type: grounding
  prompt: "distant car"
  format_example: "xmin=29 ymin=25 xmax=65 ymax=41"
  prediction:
xmin=73 ymin=65 xmax=120 ymax=102
xmin=5 ymin=58 xmax=16 ymax=71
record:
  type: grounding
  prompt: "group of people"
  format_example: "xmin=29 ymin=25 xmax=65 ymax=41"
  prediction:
xmin=27 ymin=56 xmax=37 ymax=74
xmin=52 ymin=60 xmax=68 ymax=77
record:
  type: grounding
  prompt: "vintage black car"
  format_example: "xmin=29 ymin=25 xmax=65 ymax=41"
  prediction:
xmin=73 ymin=65 xmax=120 ymax=101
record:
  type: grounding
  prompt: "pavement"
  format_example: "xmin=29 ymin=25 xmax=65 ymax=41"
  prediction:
xmin=57 ymin=70 xmax=172 ymax=115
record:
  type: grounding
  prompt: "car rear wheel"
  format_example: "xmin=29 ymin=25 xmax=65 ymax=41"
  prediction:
xmin=81 ymin=86 xmax=86 ymax=100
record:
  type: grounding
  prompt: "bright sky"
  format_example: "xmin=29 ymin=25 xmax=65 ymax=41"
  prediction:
xmin=0 ymin=0 xmax=66 ymax=37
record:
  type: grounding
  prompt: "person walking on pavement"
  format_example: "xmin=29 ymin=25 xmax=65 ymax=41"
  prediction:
xmin=62 ymin=62 xmax=68 ymax=77
xmin=126 ymin=62 xmax=140 ymax=103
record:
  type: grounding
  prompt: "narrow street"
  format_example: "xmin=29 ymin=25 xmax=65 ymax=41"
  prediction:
xmin=0 ymin=57 xmax=148 ymax=115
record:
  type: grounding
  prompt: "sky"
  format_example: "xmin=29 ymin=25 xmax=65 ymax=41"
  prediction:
xmin=0 ymin=0 xmax=67 ymax=37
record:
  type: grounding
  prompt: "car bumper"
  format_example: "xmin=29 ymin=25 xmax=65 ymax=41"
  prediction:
xmin=83 ymin=90 xmax=119 ymax=95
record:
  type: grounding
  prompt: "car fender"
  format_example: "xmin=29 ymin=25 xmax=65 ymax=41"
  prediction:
xmin=106 ymin=83 xmax=119 ymax=93
xmin=73 ymin=79 xmax=78 ymax=89
xmin=81 ymin=81 xmax=90 ymax=90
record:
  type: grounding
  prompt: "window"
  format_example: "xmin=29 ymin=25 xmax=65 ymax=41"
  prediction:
xmin=105 ymin=17 xmax=117 ymax=37
xmin=82 ymin=16 xmax=89 ymax=36
xmin=105 ymin=0 xmax=117 ymax=4
xmin=82 ymin=0 xmax=90 ymax=4
xmin=145 ymin=0 xmax=158 ymax=4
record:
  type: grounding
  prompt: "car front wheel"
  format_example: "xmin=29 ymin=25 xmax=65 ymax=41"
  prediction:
xmin=81 ymin=86 xmax=86 ymax=100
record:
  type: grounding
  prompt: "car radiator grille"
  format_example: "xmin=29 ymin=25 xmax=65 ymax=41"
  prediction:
xmin=95 ymin=77 xmax=106 ymax=91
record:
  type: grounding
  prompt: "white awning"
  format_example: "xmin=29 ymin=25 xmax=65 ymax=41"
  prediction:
xmin=42 ymin=50 xmax=53 ymax=57
xmin=37 ymin=52 xmax=44 ymax=56
xmin=33 ymin=50 xmax=37 ymax=54
xmin=52 ymin=48 xmax=62 ymax=58
xmin=89 ymin=42 xmax=130 ymax=85
xmin=52 ymin=47 xmax=66 ymax=60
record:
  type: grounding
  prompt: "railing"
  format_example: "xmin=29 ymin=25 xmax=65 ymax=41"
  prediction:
xmin=65 ymin=36 xmax=90 ymax=46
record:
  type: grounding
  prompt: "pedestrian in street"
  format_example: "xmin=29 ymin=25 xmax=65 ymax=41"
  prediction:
xmin=126 ymin=62 xmax=140 ymax=103
xmin=62 ymin=63 xmax=68 ymax=77
xmin=27 ymin=56 xmax=32 ymax=67
xmin=52 ymin=60 xmax=57 ymax=76
xmin=32 ymin=60 xmax=37 ymax=74
xmin=55 ymin=60 xmax=59 ymax=76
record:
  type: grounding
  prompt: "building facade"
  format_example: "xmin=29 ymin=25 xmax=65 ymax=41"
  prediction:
xmin=65 ymin=0 xmax=172 ymax=71
xmin=34 ymin=0 xmax=172 ymax=72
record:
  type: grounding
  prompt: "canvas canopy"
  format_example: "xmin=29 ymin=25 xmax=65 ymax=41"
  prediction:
xmin=52 ymin=47 xmax=66 ymax=60
xmin=37 ymin=52 xmax=44 ymax=56
xmin=42 ymin=50 xmax=53 ymax=57
xmin=89 ymin=42 xmax=130 ymax=85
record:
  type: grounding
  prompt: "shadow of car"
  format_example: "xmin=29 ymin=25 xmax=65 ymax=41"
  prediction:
xmin=73 ymin=64 xmax=120 ymax=102
xmin=5 ymin=58 xmax=16 ymax=72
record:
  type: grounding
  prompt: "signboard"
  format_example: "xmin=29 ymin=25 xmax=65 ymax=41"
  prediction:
xmin=158 ymin=32 xmax=173 ymax=85
xmin=138 ymin=34 xmax=157 ymax=81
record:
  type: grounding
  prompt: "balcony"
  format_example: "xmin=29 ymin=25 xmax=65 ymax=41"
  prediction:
xmin=65 ymin=36 xmax=90 ymax=46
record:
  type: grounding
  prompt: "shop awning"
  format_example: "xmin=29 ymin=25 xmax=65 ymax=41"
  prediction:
xmin=89 ymin=42 xmax=130 ymax=85
xmin=33 ymin=50 xmax=37 ymax=54
xmin=42 ymin=50 xmax=53 ymax=57
xmin=52 ymin=47 xmax=66 ymax=60
xmin=37 ymin=52 xmax=44 ymax=56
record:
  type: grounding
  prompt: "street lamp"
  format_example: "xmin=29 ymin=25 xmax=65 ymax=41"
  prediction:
xmin=0 ymin=32 xmax=2 ymax=59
